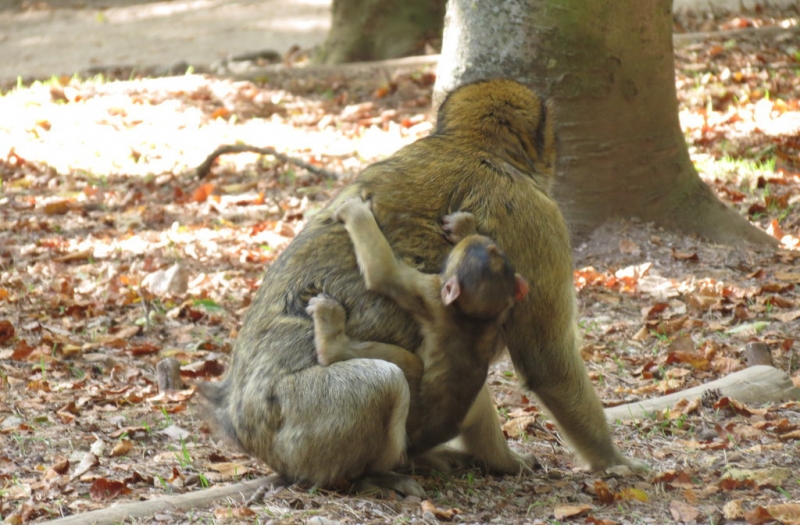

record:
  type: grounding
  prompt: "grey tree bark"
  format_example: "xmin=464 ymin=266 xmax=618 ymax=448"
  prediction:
xmin=433 ymin=0 xmax=776 ymax=247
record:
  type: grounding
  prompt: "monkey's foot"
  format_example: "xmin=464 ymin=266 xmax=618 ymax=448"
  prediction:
xmin=442 ymin=211 xmax=477 ymax=244
xmin=607 ymin=455 xmax=649 ymax=475
xmin=353 ymin=472 xmax=425 ymax=498
xmin=411 ymin=447 xmax=539 ymax=476
xmin=245 ymin=473 xmax=290 ymax=504
xmin=306 ymin=294 xmax=348 ymax=366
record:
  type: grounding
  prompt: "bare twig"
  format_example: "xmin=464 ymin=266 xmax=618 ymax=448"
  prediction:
xmin=195 ymin=144 xmax=340 ymax=180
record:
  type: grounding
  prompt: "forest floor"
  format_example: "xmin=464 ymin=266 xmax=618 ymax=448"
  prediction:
xmin=0 ymin=0 xmax=329 ymax=83
xmin=2 ymin=6 xmax=800 ymax=525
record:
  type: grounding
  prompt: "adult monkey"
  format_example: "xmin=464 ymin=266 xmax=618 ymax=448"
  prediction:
xmin=200 ymin=78 xmax=640 ymax=495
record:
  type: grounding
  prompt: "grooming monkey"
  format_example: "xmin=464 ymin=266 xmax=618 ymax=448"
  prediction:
xmin=200 ymin=78 xmax=641 ymax=496
xmin=306 ymin=198 xmax=529 ymax=456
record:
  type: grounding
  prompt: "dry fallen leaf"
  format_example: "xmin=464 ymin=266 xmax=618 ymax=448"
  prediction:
xmin=553 ymin=504 xmax=592 ymax=520
xmin=723 ymin=499 xmax=746 ymax=520
xmin=213 ymin=506 xmax=256 ymax=519
xmin=594 ymin=479 xmax=615 ymax=505
xmin=70 ymin=452 xmax=99 ymax=481
xmin=205 ymin=462 xmax=251 ymax=477
xmin=89 ymin=478 xmax=131 ymax=500
xmin=669 ymin=499 xmax=700 ymax=523
xmin=421 ymin=500 xmax=459 ymax=521
xmin=111 ymin=440 xmax=133 ymax=457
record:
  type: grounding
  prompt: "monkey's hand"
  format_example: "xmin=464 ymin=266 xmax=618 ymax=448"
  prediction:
xmin=334 ymin=196 xmax=372 ymax=225
xmin=442 ymin=211 xmax=477 ymax=244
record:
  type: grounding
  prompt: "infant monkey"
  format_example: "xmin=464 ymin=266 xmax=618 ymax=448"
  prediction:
xmin=306 ymin=197 xmax=529 ymax=456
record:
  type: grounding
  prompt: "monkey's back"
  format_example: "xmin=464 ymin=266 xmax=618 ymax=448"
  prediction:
xmin=202 ymin=79 xmax=575 ymax=477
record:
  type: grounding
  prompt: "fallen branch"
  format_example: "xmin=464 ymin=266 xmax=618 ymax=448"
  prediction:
xmin=225 ymin=54 xmax=439 ymax=85
xmin=44 ymin=476 xmax=277 ymax=525
xmin=194 ymin=144 xmax=340 ymax=180
xmin=605 ymin=365 xmax=800 ymax=422
xmin=222 ymin=23 xmax=800 ymax=86
xmin=674 ymin=23 xmax=800 ymax=44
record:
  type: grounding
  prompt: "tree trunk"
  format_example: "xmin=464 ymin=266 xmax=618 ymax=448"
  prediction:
xmin=433 ymin=0 xmax=777 ymax=247
xmin=314 ymin=0 xmax=445 ymax=65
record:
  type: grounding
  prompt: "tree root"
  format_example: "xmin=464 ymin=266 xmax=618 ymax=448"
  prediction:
xmin=194 ymin=144 xmax=340 ymax=180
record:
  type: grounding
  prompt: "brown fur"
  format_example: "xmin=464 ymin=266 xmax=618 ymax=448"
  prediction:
xmin=199 ymin=78 xmax=637 ymax=494
xmin=307 ymin=200 xmax=527 ymax=456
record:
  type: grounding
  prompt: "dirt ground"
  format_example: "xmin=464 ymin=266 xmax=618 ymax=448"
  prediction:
xmin=0 ymin=0 xmax=330 ymax=83
xmin=2 ymin=0 xmax=796 ymax=84
xmin=2 ymin=2 xmax=800 ymax=524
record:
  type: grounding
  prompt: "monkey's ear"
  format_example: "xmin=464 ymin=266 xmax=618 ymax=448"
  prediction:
xmin=441 ymin=276 xmax=461 ymax=305
xmin=514 ymin=274 xmax=530 ymax=302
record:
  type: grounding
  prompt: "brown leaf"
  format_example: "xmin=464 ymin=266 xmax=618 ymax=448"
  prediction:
xmin=51 ymin=458 xmax=70 ymax=475
xmin=214 ymin=507 xmax=256 ymax=519
xmin=644 ymin=302 xmax=669 ymax=319
xmin=111 ymin=440 xmax=133 ymax=457
xmin=586 ymin=519 xmax=618 ymax=525
xmin=43 ymin=200 xmax=71 ymax=215
xmin=669 ymin=500 xmax=699 ymax=523
xmin=713 ymin=397 xmax=766 ymax=417
xmin=617 ymin=487 xmax=649 ymax=502
xmin=0 ymin=319 xmax=15 ymax=345
xmin=89 ymin=478 xmax=131 ymax=500
xmin=766 ymin=219 xmax=786 ymax=240
xmin=667 ymin=350 xmax=711 ymax=371
xmin=553 ymin=504 xmax=592 ymax=520
xmin=682 ymin=488 xmax=698 ymax=504
xmin=205 ymin=462 xmax=250 ymax=477
xmin=70 ymin=452 xmax=99 ymax=481
xmin=723 ymin=499 xmax=746 ymax=520
xmin=11 ymin=339 xmax=35 ymax=361
xmin=778 ymin=429 xmax=800 ymax=441
xmin=594 ymin=480 xmax=615 ymax=505
xmin=719 ymin=477 xmax=758 ymax=491
xmin=744 ymin=506 xmax=775 ymax=525
xmin=763 ymin=503 xmax=800 ymax=524
xmin=54 ymin=250 xmax=93 ymax=262
xmin=502 ymin=415 xmax=537 ymax=439
xmin=129 ymin=342 xmax=160 ymax=356
xmin=771 ymin=309 xmax=800 ymax=323
xmin=659 ymin=315 xmax=689 ymax=335
xmin=192 ymin=182 xmax=216 ymax=203
xmin=671 ymin=249 xmax=699 ymax=261
xmin=421 ymin=500 xmax=459 ymax=521
xmin=774 ymin=272 xmax=800 ymax=283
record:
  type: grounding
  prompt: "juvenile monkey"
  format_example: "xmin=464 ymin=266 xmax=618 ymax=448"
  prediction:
xmin=200 ymin=79 xmax=641 ymax=497
xmin=306 ymin=198 xmax=529 ymax=455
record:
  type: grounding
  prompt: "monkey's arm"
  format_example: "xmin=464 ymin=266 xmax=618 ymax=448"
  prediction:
xmin=335 ymin=197 xmax=434 ymax=315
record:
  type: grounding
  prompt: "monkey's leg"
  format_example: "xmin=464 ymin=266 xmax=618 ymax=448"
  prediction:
xmin=267 ymin=359 xmax=425 ymax=497
xmin=456 ymin=385 xmax=536 ymax=473
xmin=306 ymin=294 xmax=349 ymax=366
xmin=508 ymin=304 xmax=644 ymax=471
xmin=417 ymin=385 xmax=534 ymax=475
xmin=307 ymin=294 xmax=423 ymax=382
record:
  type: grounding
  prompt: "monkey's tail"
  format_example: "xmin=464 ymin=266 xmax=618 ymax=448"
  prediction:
xmin=196 ymin=378 xmax=243 ymax=449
